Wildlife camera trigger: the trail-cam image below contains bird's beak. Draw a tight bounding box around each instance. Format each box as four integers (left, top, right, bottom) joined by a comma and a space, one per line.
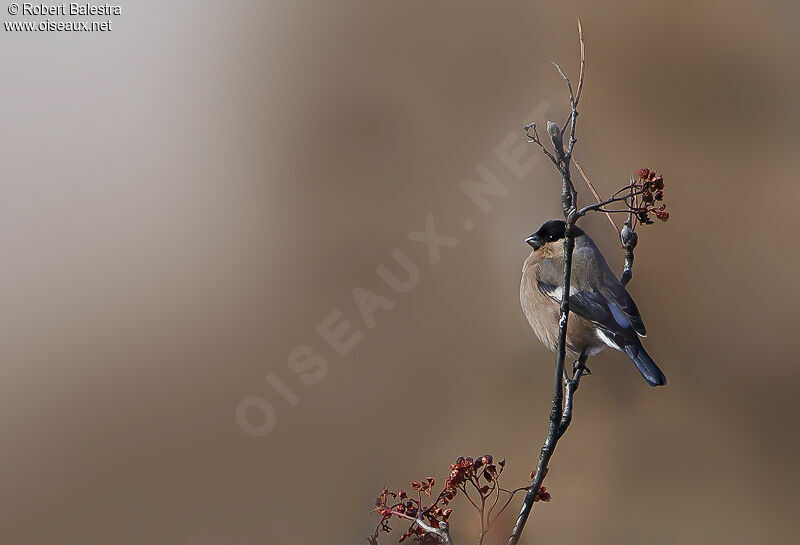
525, 235, 543, 251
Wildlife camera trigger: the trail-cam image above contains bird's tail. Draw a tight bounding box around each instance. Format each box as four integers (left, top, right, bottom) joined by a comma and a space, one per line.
623, 341, 667, 387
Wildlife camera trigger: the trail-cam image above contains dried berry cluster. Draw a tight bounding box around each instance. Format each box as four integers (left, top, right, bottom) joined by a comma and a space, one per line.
446, 454, 503, 494
633, 168, 669, 224
372, 474, 454, 544
370, 455, 546, 544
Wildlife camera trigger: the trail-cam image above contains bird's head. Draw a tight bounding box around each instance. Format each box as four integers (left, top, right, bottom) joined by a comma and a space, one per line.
525, 220, 584, 251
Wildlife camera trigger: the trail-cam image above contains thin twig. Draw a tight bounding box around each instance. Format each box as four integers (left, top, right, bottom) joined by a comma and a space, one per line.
489, 487, 530, 527
575, 20, 585, 105
460, 484, 481, 512
477, 492, 487, 545
559, 354, 587, 435
577, 188, 646, 218
574, 158, 620, 236
563, 20, 585, 163
524, 123, 561, 172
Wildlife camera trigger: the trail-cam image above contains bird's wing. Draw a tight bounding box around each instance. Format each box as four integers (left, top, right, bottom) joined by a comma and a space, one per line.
572, 241, 647, 337
536, 243, 647, 338
597, 277, 647, 337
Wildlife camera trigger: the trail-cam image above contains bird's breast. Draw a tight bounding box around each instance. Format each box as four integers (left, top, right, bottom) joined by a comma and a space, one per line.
520, 257, 608, 357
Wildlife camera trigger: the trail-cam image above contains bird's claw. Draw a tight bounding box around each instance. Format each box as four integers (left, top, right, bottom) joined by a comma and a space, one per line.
573, 361, 591, 376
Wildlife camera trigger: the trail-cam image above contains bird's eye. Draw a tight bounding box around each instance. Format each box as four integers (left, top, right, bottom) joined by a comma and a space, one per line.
547, 234, 557, 241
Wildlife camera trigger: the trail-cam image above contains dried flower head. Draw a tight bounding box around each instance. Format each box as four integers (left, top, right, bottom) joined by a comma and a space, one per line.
534, 486, 552, 502
370, 454, 526, 544
629, 168, 670, 226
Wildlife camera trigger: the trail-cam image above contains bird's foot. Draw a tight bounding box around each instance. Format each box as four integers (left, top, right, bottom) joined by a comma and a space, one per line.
572, 360, 591, 376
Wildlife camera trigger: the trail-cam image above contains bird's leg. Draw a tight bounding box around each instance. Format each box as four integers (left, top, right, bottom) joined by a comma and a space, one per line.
571, 353, 591, 378
563, 354, 590, 386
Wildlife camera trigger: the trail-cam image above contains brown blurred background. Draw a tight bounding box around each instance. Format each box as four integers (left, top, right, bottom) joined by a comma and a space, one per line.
2, 1, 799, 544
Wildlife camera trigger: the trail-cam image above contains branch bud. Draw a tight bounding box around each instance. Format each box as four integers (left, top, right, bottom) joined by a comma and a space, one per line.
620, 223, 638, 249
546, 121, 563, 155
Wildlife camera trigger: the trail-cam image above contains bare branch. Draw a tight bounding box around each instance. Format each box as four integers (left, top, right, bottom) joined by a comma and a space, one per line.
551, 61, 574, 106
574, 20, 585, 105
507, 21, 586, 545
559, 20, 586, 163
559, 354, 588, 434
577, 188, 646, 217
523, 122, 561, 171
488, 487, 529, 527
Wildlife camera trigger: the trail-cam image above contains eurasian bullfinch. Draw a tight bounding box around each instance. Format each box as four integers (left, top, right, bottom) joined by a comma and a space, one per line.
520, 219, 666, 386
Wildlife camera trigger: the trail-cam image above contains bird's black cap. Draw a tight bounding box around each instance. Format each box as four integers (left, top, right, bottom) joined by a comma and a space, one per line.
525, 220, 584, 250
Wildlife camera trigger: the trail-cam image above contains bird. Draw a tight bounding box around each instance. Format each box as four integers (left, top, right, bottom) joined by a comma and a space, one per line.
520, 219, 666, 386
